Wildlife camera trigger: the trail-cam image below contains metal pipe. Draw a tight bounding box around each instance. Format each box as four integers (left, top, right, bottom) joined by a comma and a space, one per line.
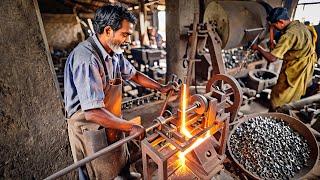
283, 94, 320, 110
244, 27, 265, 32
45, 132, 140, 180
185, 103, 200, 113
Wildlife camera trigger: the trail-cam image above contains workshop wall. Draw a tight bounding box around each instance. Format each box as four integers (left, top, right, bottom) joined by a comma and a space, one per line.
42, 13, 84, 50
0, 0, 73, 179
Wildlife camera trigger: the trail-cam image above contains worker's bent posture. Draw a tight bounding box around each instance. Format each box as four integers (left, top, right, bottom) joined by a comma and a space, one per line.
64, 5, 173, 179
252, 7, 317, 111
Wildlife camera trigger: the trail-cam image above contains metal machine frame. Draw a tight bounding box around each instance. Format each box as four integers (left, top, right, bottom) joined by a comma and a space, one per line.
141, 74, 242, 180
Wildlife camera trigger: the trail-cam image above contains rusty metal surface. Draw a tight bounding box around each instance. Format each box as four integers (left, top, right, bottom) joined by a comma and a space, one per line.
204, 1, 268, 49
206, 74, 242, 122
206, 23, 226, 75
247, 69, 278, 93
186, 12, 200, 87
228, 113, 319, 179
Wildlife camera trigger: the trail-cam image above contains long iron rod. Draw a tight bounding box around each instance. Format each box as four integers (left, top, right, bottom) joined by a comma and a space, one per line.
244, 27, 265, 32
46, 101, 201, 179
45, 132, 140, 180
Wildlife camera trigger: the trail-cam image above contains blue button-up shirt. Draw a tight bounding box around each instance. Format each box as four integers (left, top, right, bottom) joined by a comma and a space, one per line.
64, 35, 136, 118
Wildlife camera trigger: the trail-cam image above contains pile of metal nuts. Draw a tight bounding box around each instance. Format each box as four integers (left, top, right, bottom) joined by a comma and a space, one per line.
222, 47, 259, 69
229, 116, 311, 179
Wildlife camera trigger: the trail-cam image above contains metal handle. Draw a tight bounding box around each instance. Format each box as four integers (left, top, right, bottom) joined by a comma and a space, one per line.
159, 74, 178, 116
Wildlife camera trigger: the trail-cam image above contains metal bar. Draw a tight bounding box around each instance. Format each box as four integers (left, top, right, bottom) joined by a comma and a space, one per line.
185, 103, 199, 113
142, 144, 151, 180
282, 93, 320, 110
45, 132, 140, 180
244, 27, 265, 32
160, 90, 174, 116
156, 129, 184, 151
181, 121, 224, 152
164, 148, 179, 160
160, 74, 177, 116
298, 2, 320, 5
206, 23, 226, 75
47, 113, 179, 179
186, 12, 199, 86
185, 114, 203, 127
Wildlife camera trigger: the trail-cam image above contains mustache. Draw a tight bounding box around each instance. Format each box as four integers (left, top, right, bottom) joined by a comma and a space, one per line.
120, 43, 129, 49
109, 41, 129, 49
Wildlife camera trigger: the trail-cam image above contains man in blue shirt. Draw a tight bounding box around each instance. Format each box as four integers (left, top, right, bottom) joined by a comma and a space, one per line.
64, 4, 173, 179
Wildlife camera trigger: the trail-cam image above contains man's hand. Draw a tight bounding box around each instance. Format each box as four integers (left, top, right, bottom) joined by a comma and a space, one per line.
129, 124, 146, 140
159, 81, 179, 94
250, 44, 277, 63
251, 44, 259, 51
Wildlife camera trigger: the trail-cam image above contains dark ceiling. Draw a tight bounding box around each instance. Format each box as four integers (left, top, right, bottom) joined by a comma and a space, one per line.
38, 0, 164, 14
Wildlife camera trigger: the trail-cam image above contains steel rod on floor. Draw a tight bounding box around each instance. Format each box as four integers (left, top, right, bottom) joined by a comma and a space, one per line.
45, 132, 140, 180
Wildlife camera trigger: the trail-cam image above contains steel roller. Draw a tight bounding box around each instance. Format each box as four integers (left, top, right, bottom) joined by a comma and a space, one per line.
204, 1, 269, 49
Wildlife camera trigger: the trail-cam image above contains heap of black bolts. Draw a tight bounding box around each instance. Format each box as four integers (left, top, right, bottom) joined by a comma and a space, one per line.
229, 116, 311, 179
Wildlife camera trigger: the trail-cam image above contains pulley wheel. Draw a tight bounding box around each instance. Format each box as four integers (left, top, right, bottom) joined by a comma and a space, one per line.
190, 94, 208, 115
206, 74, 242, 121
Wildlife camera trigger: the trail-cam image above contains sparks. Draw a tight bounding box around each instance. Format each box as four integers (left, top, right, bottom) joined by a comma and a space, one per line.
178, 84, 211, 167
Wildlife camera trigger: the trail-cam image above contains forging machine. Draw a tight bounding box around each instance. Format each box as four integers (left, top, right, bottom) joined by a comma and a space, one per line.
46, 73, 243, 180
142, 73, 242, 179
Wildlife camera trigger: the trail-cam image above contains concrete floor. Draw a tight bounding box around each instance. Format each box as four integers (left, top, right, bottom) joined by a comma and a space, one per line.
239, 99, 269, 115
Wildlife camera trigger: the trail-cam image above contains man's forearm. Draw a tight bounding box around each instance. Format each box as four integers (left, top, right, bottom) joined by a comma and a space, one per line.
84, 108, 133, 132
131, 71, 162, 90
256, 46, 278, 63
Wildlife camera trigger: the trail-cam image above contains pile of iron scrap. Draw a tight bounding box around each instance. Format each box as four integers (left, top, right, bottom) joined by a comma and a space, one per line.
229, 114, 317, 179
222, 47, 260, 70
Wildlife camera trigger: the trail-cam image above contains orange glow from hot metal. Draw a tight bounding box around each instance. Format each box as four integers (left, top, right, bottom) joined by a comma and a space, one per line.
178, 84, 211, 167
180, 84, 192, 139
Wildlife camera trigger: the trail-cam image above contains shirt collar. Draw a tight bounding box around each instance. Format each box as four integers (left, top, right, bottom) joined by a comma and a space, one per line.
284, 20, 299, 32
92, 34, 112, 61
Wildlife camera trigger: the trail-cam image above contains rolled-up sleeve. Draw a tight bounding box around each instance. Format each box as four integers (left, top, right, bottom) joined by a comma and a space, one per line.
72, 55, 105, 111
119, 54, 136, 80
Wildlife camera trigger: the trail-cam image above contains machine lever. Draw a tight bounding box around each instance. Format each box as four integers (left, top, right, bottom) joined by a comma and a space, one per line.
159, 74, 180, 116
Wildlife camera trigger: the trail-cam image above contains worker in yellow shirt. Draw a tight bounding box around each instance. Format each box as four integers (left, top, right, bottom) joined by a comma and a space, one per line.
251, 7, 317, 111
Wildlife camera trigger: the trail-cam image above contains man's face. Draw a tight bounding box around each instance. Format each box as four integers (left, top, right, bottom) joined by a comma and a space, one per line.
271, 20, 286, 31
106, 19, 133, 53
